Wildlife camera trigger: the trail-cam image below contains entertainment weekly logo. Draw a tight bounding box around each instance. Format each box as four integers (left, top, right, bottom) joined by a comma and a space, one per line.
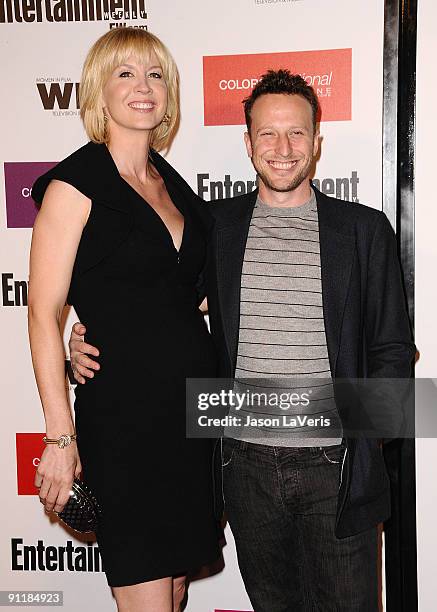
2, 273, 28, 306
4, 161, 56, 228
203, 49, 352, 126
11, 538, 103, 572
16, 433, 45, 495
0, 0, 148, 27
197, 171, 360, 202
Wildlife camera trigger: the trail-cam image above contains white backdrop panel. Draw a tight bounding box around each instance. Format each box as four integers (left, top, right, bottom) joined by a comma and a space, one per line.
0, 2, 385, 610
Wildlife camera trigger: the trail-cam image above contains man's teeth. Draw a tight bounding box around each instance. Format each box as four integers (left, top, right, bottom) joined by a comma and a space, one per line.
129, 102, 154, 109
269, 161, 297, 169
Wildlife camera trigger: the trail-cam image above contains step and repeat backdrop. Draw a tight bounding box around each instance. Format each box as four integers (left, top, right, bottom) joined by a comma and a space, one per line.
0, 1, 389, 610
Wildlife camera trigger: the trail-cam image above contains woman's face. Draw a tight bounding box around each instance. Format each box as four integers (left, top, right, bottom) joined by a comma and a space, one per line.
102, 52, 168, 137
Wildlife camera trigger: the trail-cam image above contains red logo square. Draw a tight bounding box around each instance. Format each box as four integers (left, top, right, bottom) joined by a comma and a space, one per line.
16, 433, 45, 495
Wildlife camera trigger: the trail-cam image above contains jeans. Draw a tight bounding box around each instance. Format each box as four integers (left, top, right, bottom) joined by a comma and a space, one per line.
222, 438, 378, 612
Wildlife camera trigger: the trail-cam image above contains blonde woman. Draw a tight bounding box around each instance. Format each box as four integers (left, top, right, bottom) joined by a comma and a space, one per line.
28, 28, 219, 611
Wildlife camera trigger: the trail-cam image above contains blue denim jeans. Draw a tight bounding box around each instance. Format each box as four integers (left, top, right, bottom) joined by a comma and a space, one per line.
222, 438, 378, 612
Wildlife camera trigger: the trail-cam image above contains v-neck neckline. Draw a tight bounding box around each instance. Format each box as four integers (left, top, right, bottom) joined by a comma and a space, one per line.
103, 144, 186, 255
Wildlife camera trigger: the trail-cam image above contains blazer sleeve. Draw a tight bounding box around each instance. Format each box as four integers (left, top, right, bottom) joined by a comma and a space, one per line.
365, 212, 416, 378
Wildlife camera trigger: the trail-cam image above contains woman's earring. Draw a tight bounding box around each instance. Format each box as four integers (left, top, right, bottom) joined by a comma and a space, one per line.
162, 113, 170, 124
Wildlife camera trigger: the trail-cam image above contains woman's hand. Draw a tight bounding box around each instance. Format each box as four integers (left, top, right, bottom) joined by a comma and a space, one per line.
35, 443, 82, 513
69, 322, 101, 384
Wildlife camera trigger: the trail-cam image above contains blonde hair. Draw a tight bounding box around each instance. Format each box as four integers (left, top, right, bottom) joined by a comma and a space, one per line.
80, 28, 180, 151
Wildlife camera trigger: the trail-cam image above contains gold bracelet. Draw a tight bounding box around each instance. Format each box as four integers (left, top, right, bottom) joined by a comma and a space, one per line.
43, 433, 77, 449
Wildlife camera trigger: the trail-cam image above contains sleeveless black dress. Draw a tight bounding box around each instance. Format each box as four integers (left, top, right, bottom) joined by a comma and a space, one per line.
32, 142, 220, 587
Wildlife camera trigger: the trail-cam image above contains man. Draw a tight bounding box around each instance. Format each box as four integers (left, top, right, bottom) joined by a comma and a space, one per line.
69, 71, 415, 611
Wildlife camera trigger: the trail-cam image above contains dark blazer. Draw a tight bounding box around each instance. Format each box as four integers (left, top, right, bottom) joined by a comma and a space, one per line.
205, 186, 415, 538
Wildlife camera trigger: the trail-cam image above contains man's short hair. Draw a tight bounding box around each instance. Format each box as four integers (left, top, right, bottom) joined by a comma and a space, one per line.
243, 69, 319, 133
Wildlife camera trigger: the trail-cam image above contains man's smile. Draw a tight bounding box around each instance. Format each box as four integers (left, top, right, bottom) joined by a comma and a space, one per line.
266, 160, 298, 170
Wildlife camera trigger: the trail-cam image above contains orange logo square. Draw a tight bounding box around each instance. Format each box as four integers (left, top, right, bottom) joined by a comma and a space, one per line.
203, 49, 351, 126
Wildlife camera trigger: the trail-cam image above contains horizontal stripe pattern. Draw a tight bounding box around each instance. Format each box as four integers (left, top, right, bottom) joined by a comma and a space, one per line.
227, 191, 342, 447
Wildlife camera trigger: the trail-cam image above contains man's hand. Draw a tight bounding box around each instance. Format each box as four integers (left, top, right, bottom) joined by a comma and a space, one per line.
199, 297, 208, 313
69, 322, 100, 384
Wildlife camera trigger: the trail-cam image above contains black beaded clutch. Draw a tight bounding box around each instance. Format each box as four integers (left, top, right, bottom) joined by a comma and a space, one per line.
56, 479, 101, 533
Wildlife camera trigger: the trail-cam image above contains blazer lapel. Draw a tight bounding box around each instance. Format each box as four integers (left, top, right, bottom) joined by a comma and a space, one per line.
215, 191, 257, 370
316, 189, 356, 376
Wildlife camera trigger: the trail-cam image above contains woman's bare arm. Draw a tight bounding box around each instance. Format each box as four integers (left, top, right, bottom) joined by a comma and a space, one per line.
28, 179, 91, 513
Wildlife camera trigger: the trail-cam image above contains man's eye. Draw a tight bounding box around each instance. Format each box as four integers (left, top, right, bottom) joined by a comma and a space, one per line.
260, 132, 273, 136
292, 131, 304, 136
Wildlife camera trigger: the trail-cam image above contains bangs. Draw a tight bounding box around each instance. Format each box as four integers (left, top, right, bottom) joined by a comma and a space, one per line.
100, 31, 169, 84
80, 28, 180, 149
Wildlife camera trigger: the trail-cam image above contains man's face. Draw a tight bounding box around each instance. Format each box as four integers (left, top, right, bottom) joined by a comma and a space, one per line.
244, 93, 319, 196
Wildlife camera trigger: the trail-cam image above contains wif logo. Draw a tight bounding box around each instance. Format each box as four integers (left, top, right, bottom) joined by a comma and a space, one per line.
35, 78, 80, 116
37, 80, 79, 111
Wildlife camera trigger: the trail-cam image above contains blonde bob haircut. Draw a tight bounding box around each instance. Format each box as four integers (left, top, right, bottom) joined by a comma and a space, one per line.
80, 28, 180, 152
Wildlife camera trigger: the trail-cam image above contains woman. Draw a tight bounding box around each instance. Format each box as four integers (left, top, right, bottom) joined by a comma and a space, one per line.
28, 28, 219, 611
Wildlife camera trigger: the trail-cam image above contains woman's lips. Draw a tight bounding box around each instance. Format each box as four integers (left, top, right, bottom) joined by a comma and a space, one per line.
128, 101, 155, 112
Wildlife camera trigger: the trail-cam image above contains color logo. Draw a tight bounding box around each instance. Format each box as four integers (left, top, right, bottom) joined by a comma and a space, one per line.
203, 48, 352, 126
4, 161, 56, 228
16, 433, 45, 495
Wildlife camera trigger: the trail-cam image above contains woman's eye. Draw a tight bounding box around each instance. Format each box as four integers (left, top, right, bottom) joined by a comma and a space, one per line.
148, 72, 163, 79
119, 71, 132, 78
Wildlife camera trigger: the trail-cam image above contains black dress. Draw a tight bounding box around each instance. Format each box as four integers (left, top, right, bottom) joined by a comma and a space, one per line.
32, 142, 220, 587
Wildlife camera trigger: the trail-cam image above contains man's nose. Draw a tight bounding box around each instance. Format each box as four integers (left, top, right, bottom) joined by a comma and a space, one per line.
276, 134, 292, 157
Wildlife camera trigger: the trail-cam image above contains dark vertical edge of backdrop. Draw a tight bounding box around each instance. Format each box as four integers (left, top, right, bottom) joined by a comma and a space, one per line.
382, 1, 418, 611
382, 0, 399, 230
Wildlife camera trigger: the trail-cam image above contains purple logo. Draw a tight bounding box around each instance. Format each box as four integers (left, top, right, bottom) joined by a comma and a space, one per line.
4, 162, 57, 228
